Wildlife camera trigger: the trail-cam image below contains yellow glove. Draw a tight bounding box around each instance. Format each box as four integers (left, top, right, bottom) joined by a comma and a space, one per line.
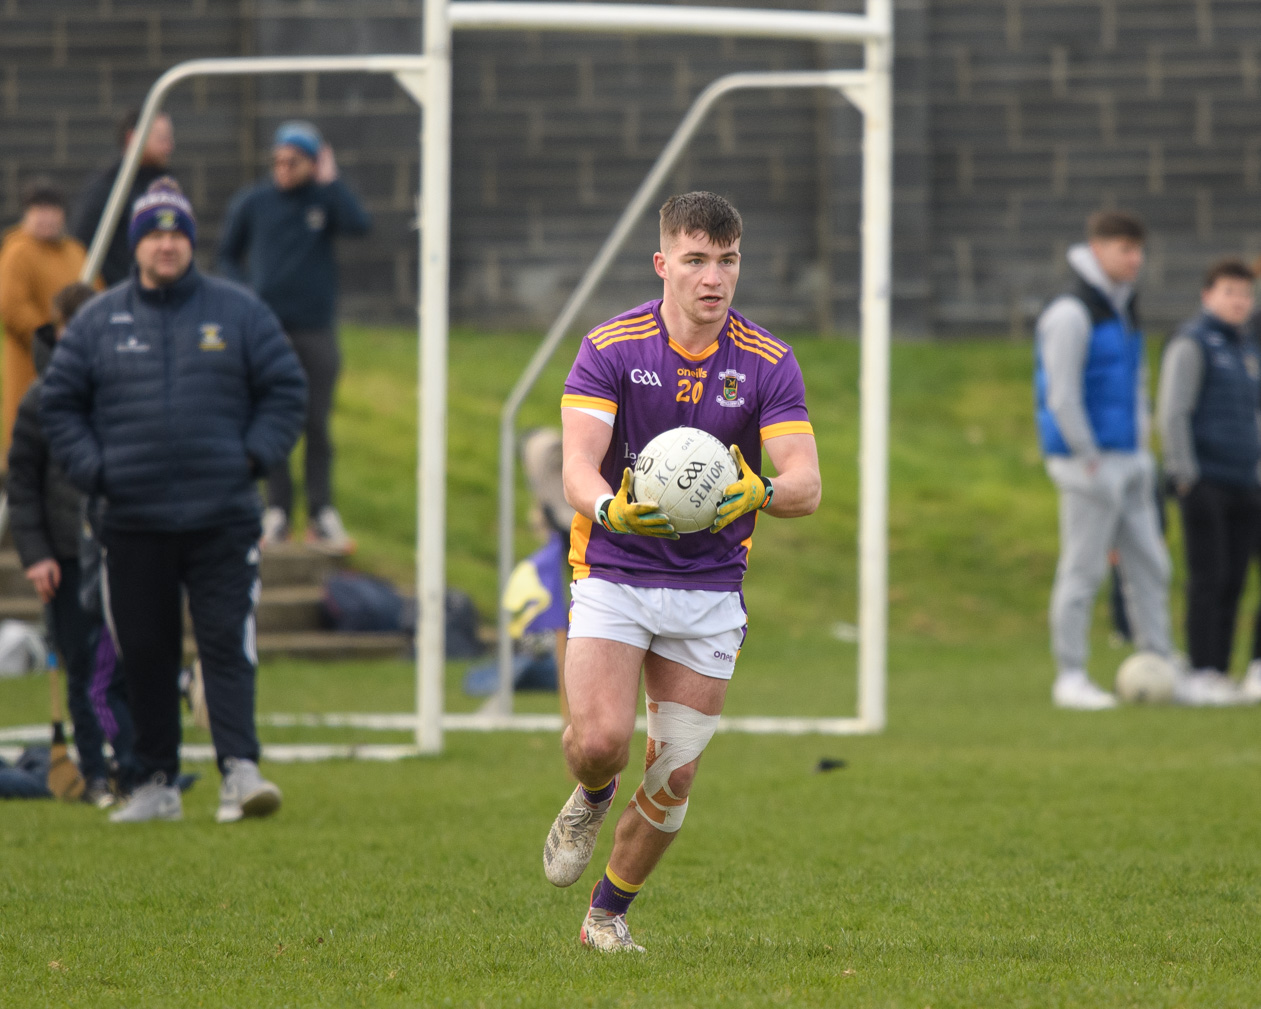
596, 468, 679, 539
710, 444, 773, 532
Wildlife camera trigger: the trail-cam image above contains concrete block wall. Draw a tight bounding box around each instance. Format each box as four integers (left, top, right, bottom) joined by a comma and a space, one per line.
0, 0, 251, 277
930, 0, 1261, 334
2, 1, 1256, 334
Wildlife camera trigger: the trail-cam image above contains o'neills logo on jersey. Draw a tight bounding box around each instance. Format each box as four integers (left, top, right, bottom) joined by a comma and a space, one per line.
717, 369, 746, 408
630, 369, 662, 387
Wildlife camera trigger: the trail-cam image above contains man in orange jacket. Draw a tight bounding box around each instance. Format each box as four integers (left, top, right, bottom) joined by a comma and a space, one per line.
0, 180, 91, 460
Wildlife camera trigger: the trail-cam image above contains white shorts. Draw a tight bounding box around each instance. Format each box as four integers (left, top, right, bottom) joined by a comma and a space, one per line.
568, 578, 748, 680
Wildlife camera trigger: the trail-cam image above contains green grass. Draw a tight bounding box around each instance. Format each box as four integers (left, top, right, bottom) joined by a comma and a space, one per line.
3, 330, 1261, 1007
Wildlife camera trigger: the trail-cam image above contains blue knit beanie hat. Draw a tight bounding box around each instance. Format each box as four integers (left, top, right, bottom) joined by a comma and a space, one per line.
128, 176, 196, 249
273, 120, 322, 161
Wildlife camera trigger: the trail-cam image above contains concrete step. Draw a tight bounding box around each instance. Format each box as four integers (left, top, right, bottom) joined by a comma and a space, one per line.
0, 553, 33, 597
259, 541, 351, 587
184, 630, 412, 661
253, 585, 325, 634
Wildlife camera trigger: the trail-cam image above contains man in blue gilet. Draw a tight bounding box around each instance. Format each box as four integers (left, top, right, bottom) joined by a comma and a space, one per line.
1034, 211, 1173, 709
1157, 258, 1259, 706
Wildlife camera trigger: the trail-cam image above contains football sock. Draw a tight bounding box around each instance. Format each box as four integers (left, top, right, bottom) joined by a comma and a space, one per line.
590, 865, 642, 917
580, 777, 617, 806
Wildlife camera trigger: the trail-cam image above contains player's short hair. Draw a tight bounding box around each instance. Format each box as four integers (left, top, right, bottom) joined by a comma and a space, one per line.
1202, 257, 1254, 290
659, 191, 742, 250
1087, 210, 1146, 243
21, 177, 64, 210
52, 282, 97, 326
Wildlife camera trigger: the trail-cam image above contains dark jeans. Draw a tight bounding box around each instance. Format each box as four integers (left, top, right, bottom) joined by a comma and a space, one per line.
102, 521, 262, 780
1179, 480, 1261, 672
268, 326, 339, 517
47, 559, 119, 782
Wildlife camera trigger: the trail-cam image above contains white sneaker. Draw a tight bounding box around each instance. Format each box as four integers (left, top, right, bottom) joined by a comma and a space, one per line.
1173, 670, 1245, 707
109, 776, 182, 822
543, 779, 617, 887
1240, 661, 1261, 704
305, 506, 356, 556
260, 507, 289, 549
580, 906, 645, 952
1052, 671, 1118, 710
217, 757, 282, 823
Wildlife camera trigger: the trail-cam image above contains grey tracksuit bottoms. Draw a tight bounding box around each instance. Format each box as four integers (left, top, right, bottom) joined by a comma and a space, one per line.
1047, 452, 1172, 672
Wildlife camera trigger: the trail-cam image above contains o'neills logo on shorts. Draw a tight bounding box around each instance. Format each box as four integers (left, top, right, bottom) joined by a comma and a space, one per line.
713, 650, 735, 663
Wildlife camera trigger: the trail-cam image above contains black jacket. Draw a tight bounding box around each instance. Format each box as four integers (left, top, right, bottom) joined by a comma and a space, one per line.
217, 178, 371, 331
40, 265, 308, 533
70, 162, 168, 287
7, 326, 84, 566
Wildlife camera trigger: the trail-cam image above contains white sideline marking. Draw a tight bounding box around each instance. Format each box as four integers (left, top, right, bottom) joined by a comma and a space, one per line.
0, 713, 871, 767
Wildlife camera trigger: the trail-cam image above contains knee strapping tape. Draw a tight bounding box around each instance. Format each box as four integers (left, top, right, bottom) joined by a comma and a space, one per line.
629, 696, 720, 833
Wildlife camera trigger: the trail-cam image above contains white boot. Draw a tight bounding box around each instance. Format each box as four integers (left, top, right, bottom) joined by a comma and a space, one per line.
1052, 670, 1118, 710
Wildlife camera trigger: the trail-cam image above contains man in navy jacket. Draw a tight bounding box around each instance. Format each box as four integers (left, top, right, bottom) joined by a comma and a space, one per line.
41, 178, 307, 823
218, 120, 370, 555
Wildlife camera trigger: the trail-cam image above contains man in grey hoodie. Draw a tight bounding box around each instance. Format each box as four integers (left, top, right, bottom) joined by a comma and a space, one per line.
1034, 211, 1173, 709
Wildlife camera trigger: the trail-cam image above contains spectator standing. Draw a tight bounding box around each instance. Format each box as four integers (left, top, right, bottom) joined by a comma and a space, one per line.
217, 120, 371, 555
1158, 259, 1260, 704
7, 282, 135, 806
40, 179, 307, 823
0, 180, 90, 460
1033, 211, 1174, 709
70, 110, 175, 287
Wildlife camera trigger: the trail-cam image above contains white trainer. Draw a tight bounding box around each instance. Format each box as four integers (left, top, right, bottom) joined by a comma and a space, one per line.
1052, 671, 1118, 710
306, 506, 356, 556
260, 507, 289, 549
580, 907, 645, 952
217, 757, 282, 823
544, 779, 617, 887
109, 776, 182, 823
1240, 661, 1261, 704
1173, 670, 1244, 707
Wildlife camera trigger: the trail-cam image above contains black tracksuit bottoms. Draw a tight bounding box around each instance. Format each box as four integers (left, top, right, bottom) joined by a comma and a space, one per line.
102, 521, 262, 781
1178, 480, 1261, 673
268, 326, 340, 517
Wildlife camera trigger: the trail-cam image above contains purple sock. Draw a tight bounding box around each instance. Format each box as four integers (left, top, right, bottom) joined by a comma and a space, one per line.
591, 868, 641, 916
580, 776, 617, 805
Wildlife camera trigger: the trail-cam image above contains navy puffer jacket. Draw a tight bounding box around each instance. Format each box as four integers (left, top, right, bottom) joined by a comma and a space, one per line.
40, 265, 307, 533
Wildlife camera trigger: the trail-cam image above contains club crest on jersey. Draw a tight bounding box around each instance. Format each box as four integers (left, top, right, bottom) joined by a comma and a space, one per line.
717, 369, 746, 408
198, 323, 226, 351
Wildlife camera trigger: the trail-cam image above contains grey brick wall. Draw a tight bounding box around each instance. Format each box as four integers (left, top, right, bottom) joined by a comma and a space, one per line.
930, 0, 1261, 334
1, 1, 1257, 335
0, 1, 251, 277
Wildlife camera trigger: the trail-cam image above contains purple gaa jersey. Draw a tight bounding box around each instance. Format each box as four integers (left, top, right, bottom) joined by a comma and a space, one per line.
561, 299, 813, 591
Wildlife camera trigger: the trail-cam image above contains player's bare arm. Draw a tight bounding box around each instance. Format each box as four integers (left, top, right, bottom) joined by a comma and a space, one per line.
762, 432, 822, 518
562, 407, 678, 538
560, 407, 616, 519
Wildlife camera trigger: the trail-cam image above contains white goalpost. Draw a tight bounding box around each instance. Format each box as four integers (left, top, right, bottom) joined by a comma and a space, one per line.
45, 0, 891, 763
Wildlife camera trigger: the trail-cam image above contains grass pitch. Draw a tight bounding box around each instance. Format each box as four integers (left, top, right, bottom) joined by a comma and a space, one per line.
2, 330, 1261, 1007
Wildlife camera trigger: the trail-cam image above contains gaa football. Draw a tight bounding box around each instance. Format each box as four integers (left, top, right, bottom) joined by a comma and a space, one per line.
632, 426, 740, 534
1114, 651, 1177, 704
